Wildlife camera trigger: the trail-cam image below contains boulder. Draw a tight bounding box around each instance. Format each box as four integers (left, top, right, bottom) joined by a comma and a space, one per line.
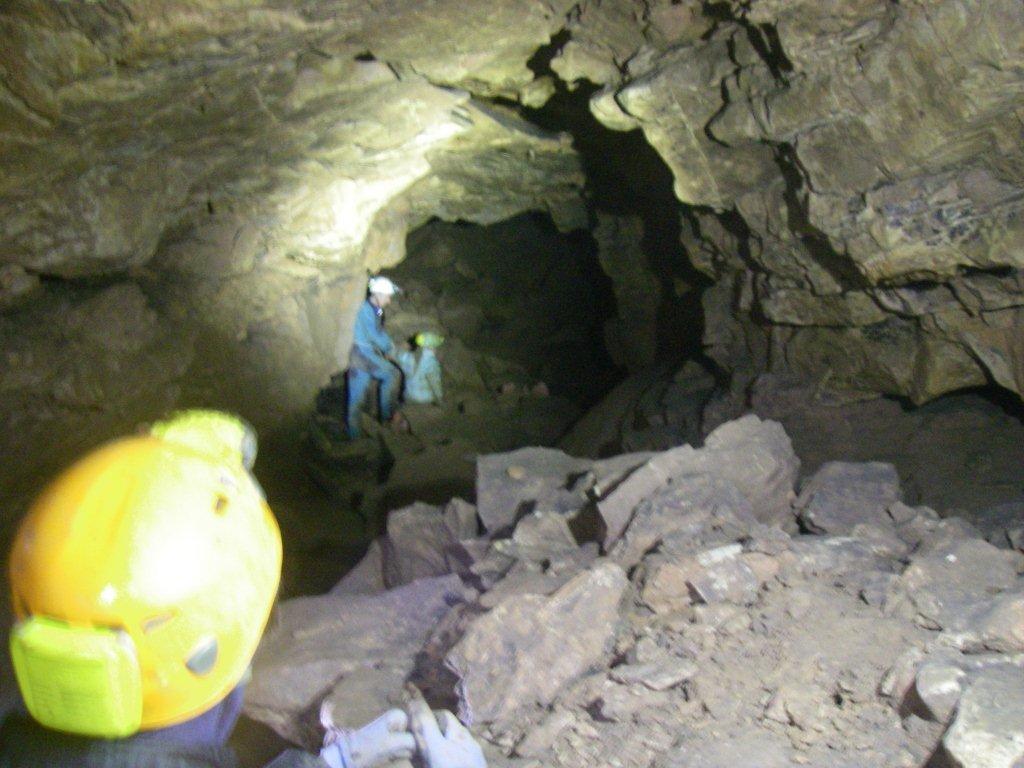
611, 473, 757, 569
890, 540, 1021, 630
913, 661, 967, 724
476, 447, 591, 533
976, 501, 1024, 552
446, 561, 627, 726
795, 461, 902, 535
951, 591, 1024, 654
778, 536, 894, 580
599, 415, 798, 549
642, 547, 760, 615
696, 416, 799, 527
329, 539, 386, 596
609, 655, 698, 692
247, 574, 466, 747
383, 500, 479, 587
942, 666, 1024, 768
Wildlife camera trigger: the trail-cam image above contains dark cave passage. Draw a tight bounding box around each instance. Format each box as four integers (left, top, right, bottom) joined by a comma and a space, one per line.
522, 81, 712, 366
384, 213, 621, 406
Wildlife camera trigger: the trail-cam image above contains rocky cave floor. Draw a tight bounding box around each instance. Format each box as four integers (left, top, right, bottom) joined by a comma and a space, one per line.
238, 363, 1024, 768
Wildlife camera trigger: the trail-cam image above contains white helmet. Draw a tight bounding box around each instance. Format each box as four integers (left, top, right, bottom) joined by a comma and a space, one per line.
368, 276, 399, 296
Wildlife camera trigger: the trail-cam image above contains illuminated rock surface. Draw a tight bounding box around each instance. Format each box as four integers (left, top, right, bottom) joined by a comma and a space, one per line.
564, 0, 1024, 403
245, 416, 1024, 768
2, 3, 1024, 763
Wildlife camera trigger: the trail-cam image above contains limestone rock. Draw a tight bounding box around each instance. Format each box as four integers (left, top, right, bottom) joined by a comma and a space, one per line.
697, 416, 800, 528
977, 502, 1024, 553
594, 214, 661, 371
952, 592, 1024, 654
611, 472, 757, 569
446, 561, 627, 726
476, 447, 591, 534
796, 461, 902, 535
942, 666, 1024, 768
600, 415, 798, 549
779, 536, 894, 581
247, 574, 466, 747
890, 540, 1021, 631
330, 539, 386, 596
512, 510, 577, 550
642, 547, 760, 615
609, 656, 698, 692
382, 500, 479, 587
584, 0, 1024, 404
913, 661, 967, 724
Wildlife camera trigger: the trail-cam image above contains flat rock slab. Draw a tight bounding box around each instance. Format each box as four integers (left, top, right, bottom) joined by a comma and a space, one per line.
611, 472, 756, 569
600, 415, 798, 549
943, 666, 1024, 768
642, 548, 760, 614
383, 499, 479, 587
796, 461, 901, 535
609, 657, 698, 691
476, 447, 592, 533
329, 538, 387, 596
247, 574, 465, 746
892, 539, 1020, 630
446, 561, 627, 726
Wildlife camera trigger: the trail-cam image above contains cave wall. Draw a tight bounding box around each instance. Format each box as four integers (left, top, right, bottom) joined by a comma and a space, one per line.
554, 0, 1024, 403
0, 0, 590, 514
3, 0, 1024, 517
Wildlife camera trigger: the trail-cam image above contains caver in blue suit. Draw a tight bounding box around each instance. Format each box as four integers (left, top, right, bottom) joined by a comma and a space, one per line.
346, 298, 399, 438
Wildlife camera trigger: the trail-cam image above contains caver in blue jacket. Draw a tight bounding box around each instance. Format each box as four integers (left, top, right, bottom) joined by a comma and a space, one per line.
346, 298, 400, 438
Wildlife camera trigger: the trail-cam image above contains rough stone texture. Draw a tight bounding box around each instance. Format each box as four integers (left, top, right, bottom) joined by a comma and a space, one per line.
476, 447, 592, 534
247, 574, 466, 748
593, 214, 661, 371
559, 363, 715, 459
0, 283, 192, 522
611, 473, 757, 570
599, 414, 798, 548
795, 461, 902, 535
942, 666, 1024, 768
1, 0, 583, 278
382, 501, 479, 588
888, 539, 1021, 630
562, 0, 1024, 405
231, 415, 1024, 767
642, 548, 760, 615
329, 539, 387, 596
445, 561, 627, 726
0, 0, 589, 536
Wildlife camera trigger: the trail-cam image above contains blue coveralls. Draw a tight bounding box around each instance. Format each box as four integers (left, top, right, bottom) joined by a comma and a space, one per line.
347, 299, 399, 438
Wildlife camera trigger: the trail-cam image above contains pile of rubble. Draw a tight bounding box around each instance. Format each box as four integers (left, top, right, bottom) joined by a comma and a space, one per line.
247, 415, 1024, 768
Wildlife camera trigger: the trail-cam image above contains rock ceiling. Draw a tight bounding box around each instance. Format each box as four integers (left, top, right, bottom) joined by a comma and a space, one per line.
1, 0, 1023, 480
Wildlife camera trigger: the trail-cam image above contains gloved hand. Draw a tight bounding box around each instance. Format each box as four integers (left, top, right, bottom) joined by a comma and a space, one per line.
407, 698, 487, 768
319, 706, 416, 768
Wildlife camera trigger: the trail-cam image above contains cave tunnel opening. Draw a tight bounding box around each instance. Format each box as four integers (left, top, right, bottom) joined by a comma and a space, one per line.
383, 213, 621, 407
299, 77, 715, 592
522, 80, 712, 367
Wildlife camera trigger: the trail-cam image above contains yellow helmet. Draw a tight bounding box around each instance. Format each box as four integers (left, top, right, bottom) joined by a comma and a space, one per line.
8, 433, 281, 737
149, 409, 258, 471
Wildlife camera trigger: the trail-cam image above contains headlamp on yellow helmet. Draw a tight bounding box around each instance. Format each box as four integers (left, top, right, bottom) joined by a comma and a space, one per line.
7, 424, 282, 738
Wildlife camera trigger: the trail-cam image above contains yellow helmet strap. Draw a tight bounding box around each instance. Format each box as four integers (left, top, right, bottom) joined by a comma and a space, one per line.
10, 617, 143, 738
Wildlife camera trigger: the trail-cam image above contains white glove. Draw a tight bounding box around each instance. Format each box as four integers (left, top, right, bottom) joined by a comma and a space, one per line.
319, 707, 416, 768
407, 700, 487, 768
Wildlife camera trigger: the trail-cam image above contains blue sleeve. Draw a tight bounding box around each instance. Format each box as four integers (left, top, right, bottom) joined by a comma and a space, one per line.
354, 303, 394, 358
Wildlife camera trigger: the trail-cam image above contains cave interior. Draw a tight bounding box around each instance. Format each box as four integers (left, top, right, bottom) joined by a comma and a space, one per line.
2, 1, 1024, 766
